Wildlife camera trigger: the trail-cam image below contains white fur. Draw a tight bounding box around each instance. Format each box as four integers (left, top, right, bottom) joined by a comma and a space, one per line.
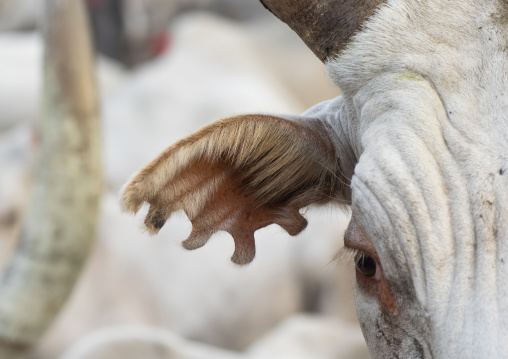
324, 0, 508, 357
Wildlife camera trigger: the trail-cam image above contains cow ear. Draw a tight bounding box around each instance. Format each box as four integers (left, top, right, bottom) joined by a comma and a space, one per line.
121, 114, 349, 264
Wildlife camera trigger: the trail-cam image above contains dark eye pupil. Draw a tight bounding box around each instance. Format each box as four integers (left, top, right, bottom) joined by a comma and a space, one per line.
355, 255, 377, 277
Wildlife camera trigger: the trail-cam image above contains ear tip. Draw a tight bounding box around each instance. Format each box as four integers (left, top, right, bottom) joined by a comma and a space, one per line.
145, 225, 161, 235
182, 239, 199, 250
119, 193, 143, 214
230, 237, 256, 265
182, 230, 211, 250
119, 181, 146, 214
231, 251, 255, 265
291, 215, 308, 236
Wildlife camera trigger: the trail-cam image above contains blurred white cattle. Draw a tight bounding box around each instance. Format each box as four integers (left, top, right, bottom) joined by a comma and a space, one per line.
246, 315, 370, 359
57, 315, 370, 359
0, 11, 355, 359
0, 0, 42, 31
58, 326, 244, 359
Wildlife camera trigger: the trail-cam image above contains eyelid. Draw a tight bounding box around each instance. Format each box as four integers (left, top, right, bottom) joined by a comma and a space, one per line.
341, 228, 382, 270
343, 219, 378, 261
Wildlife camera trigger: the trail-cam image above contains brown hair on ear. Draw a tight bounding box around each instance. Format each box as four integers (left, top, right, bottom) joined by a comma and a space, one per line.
121, 114, 350, 264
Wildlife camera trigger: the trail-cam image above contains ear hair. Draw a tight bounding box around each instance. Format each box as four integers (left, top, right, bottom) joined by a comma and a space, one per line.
121, 114, 351, 264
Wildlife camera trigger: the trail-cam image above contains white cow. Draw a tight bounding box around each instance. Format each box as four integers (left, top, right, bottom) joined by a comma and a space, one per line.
122, 0, 508, 358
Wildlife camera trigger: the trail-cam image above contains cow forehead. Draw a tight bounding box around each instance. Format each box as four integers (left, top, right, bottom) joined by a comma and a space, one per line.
350, 118, 508, 342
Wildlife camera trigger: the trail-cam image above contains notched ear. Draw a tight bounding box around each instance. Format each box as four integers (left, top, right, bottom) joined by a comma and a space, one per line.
121, 114, 348, 264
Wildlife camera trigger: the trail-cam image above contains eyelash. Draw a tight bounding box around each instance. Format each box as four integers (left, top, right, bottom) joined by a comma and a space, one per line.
334, 246, 380, 281
333, 246, 370, 266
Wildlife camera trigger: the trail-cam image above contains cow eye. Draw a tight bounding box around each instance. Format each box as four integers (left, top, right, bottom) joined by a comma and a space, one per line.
355, 254, 377, 278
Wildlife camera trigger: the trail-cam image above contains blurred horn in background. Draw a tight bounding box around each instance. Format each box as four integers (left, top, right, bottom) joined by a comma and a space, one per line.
0, 0, 102, 358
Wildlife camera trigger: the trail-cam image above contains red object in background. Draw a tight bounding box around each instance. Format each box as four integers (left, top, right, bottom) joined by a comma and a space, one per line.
86, 0, 171, 66
150, 32, 171, 57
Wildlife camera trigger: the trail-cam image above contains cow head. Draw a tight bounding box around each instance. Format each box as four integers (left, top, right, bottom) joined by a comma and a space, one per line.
121, 0, 508, 357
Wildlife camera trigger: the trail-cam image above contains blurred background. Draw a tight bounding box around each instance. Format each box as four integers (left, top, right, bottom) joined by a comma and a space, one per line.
0, 0, 369, 358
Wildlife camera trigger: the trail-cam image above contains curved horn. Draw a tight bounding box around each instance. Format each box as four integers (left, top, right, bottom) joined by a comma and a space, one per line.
259, 0, 384, 62
0, 0, 101, 357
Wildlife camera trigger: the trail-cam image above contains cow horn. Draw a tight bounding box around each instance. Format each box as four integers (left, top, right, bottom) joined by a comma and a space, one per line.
259, 0, 383, 62
0, 0, 102, 357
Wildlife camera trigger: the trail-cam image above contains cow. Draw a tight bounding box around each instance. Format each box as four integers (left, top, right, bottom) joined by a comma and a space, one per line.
121, 0, 508, 357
